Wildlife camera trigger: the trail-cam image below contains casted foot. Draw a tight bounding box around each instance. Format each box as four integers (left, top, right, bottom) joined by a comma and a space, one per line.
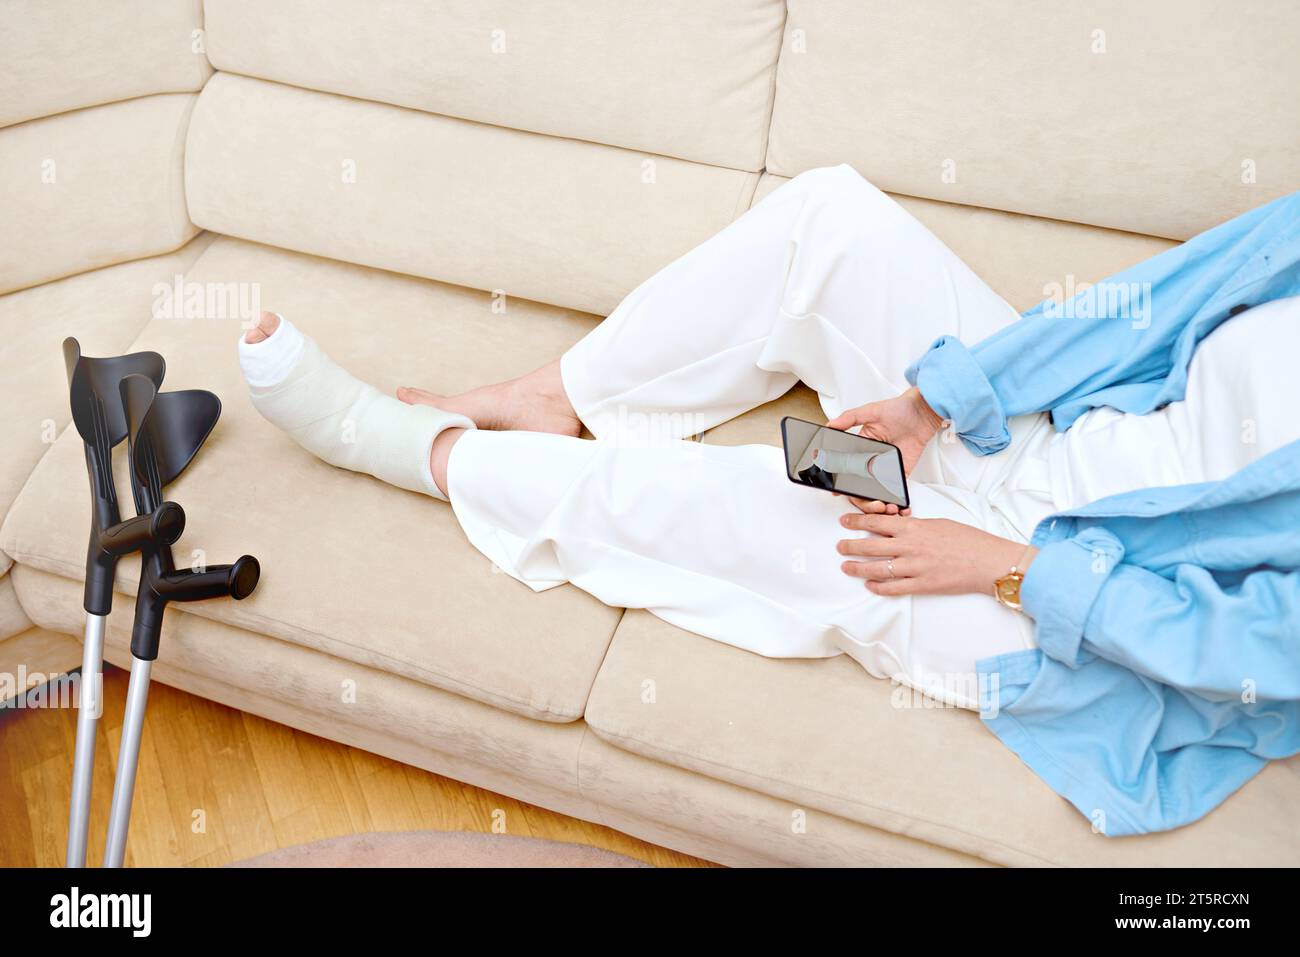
236, 310, 473, 500
397, 358, 581, 438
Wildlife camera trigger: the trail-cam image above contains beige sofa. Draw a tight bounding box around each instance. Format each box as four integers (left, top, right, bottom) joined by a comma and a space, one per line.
3, 1, 1298, 867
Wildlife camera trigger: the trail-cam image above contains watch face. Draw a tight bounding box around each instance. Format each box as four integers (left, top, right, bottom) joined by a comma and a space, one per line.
995, 575, 1022, 608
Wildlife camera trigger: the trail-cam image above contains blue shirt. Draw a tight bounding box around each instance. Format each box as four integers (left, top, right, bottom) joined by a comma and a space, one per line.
904, 191, 1300, 835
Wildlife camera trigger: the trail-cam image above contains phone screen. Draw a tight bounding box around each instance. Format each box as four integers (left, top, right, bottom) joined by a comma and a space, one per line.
781, 417, 909, 507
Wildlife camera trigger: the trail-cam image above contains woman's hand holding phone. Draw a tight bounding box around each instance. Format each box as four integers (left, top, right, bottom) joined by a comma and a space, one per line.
825, 388, 1036, 597
824, 387, 944, 481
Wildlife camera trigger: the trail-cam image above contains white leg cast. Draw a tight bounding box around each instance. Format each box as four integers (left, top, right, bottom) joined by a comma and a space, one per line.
238, 315, 474, 499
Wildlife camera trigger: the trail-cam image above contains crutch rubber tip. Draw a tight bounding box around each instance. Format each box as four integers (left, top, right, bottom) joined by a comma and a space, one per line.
229, 555, 260, 600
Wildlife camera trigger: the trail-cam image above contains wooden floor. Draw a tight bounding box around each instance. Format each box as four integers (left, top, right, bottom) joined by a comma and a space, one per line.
0, 665, 712, 868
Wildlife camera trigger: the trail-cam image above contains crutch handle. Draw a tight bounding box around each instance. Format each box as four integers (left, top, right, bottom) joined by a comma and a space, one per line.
130, 555, 261, 660
159, 556, 261, 603
83, 502, 188, 615
99, 502, 186, 556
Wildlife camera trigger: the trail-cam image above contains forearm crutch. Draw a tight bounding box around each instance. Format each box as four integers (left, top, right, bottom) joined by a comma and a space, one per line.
101, 373, 259, 868
63, 339, 175, 867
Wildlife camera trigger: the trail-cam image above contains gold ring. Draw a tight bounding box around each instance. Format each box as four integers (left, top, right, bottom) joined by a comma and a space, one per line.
887, 559, 895, 579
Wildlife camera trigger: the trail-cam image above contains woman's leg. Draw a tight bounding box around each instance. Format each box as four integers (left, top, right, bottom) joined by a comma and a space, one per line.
403, 164, 1021, 444
444, 426, 1035, 710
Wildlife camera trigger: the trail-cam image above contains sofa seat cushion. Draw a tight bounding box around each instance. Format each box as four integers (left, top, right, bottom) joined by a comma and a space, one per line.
586, 607, 1300, 866
0, 237, 622, 722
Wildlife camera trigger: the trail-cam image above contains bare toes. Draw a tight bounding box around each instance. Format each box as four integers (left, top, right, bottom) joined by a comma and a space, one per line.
244, 310, 281, 344
397, 386, 443, 406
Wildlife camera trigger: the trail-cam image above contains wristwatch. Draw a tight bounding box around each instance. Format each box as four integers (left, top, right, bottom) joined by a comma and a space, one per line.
993, 546, 1036, 611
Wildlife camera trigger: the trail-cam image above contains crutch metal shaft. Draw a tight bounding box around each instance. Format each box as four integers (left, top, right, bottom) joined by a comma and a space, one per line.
102, 656, 153, 868
65, 613, 106, 867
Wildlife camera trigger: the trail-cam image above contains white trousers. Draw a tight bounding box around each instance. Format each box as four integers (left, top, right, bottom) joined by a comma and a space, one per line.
447, 165, 1060, 709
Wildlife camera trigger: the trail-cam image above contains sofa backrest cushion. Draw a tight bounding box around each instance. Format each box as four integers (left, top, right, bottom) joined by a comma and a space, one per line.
184, 74, 759, 316
767, 0, 1300, 240
203, 0, 786, 172
0, 95, 200, 294
0, 0, 210, 129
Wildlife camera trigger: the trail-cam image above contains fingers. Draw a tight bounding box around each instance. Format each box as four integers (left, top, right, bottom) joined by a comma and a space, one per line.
841, 561, 925, 595
840, 512, 910, 535
846, 497, 903, 515
865, 577, 920, 596
839, 555, 915, 580
826, 393, 906, 432
824, 412, 863, 431
837, 497, 909, 515
836, 536, 896, 558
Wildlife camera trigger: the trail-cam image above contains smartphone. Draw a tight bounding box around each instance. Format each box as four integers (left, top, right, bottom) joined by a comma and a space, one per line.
780, 416, 910, 508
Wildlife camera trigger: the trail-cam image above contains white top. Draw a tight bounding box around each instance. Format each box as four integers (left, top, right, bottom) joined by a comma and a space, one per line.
1048, 295, 1300, 510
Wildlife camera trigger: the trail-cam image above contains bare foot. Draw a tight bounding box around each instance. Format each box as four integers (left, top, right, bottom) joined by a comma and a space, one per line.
397, 358, 581, 437
244, 310, 281, 343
